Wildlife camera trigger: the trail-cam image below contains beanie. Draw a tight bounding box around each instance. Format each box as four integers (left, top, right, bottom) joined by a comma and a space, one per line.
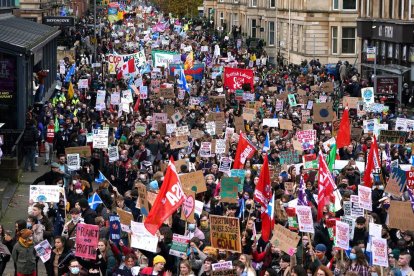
153, 255, 166, 264
315, 244, 327, 252
20, 229, 33, 239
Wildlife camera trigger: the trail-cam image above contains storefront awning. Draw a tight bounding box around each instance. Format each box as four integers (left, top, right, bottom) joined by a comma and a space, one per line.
360, 63, 411, 75
0, 13, 61, 54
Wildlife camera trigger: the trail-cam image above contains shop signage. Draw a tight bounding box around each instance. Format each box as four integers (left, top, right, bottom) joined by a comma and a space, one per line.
42, 16, 75, 26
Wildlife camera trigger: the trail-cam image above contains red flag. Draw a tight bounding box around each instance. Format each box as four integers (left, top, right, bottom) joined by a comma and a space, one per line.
223, 67, 254, 91
144, 157, 185, 235
254, 155, 271, 208
260, 193, 274, 242
363, 135, 380, 188
233, 133, 257, 169
133, 95, 140, 112
317, 152, 335, 221
127, 58, 135, 73
336, 108, 351, 148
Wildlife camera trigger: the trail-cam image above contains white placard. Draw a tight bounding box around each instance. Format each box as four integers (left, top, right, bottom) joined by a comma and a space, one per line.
166, 123, 177, 135
108, 146, 119, 162
92, 128, 109, 149
263, 118, 279, 127
130, 221, 158, 253
296, 205, 314, 233
335, 220, 350, 250
212, 261, 233, 271
110, 92, 120, 105
78, 79, 89, 89
358, 185, 372, 211
67, 153, 80, 171
215, 139, 227, 154
122, 90, 133, 103
30, 185, 62, 203
95, 90, 106, 111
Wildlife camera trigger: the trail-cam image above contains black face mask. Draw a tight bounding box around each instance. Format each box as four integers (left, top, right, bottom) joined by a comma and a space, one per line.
246, 204, 252, 210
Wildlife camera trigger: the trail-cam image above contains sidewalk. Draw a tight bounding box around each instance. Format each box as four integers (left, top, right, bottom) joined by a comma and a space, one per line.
0, 155, 50, 275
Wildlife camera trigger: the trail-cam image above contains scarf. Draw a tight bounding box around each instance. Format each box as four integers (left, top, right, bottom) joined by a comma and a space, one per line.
18, 237, 33, 248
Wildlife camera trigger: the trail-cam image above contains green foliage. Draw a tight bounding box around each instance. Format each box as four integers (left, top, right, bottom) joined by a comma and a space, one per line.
151, 0, 203, 18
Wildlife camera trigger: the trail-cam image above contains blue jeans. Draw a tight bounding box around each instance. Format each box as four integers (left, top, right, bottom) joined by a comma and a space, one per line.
24, 147, 36, 171
34, 84, 45, 102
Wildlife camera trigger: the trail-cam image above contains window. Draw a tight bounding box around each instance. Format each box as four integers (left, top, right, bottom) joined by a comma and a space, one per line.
332, 26, 338, 54
379, 0, 383, 17
270, 0, 275, 8
341, 27, 356, 54
220, 12, 224, 27
234, 0, 239, 3
333, 0, 339, 10
343, 0, 357, 9
251, 19, 257, 38
268, 21, 275, 46
389, 0, 393, 18
251, 0, 257, 7
232, 13, 239, 26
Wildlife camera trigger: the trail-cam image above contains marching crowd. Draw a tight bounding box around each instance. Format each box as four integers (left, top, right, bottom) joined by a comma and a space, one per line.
1, 1, 414, 276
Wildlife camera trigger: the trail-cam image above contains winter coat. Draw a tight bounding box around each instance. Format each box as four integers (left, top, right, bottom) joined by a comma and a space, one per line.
12, 242, 36, 274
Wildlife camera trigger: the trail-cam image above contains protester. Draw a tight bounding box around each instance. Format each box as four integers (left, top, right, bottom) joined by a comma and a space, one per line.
12, 229, 36, 276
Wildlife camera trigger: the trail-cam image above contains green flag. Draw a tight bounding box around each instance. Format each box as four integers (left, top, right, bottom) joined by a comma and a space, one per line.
327, 143, 337, 172
54, 116, 59, 133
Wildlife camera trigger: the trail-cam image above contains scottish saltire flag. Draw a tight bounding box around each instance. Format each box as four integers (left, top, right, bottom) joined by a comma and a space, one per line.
88, 193, 103, 210
140, 63, 151, 75
263, 133, 270, 152
177, 67, 189, 93
238, 198, 245, 219
95, 171, 107, 183
298, 175, 309, 206
64, 64, 75, 83
267, 193, 274, 218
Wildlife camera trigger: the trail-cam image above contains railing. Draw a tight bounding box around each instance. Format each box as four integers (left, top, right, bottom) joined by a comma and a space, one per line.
0, 129, 25, 165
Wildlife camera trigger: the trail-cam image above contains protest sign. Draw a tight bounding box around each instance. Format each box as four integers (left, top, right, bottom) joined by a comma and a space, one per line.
343, 96, 360, 109
340, 216, 355, 239
169, 234, 190, 257
109, 215, 121, 243
210, 215, 242, 252
350, 195, 364, 218
358, 185, 372, 211
30, 185, 62, 203
220, 177, 239, 203
75, 223, 99, 259
343, 201, 352, 217
130, 221, 158, 252
179, 170, 207, 193
205, 121, 216, 136
378, 130, 407, 145
234, 116, 245, 132
313, 102, 334, 123
180, 190, 195, 222
199, 142, 212, 157
34, 240, 52, 263
321, 82, 334, 92
279, 151, 300, 165
296, 130, 316, 150
92, 129, 109, 149
108, 146, 119, 162
95, 90, 106, 110
166, 123, 177, 135
270, 224, 300, 256
176, 125, 190, 136
136, 183, 149, 216
243, 108, 256, 122
369, 222, 382, 238
170, 135, 189, 149
152, 113, 168, 124
78, 79, 89, 89
263, 118, 279, 128
389, 200, 414, 230
372, 237, 389, 267
361, 87, 375, 104
219, 157, 232, 174
288, 94, 297, 106
117, 208, 133, 232
296, 206, 314, 233
67, 153, 80, 171
335, 221, 350, 250
386, 167, 407, 198
211, 269, 237, 276
225, 127, 235, 140
279, 119, 293, 130
110, 92, 120, 105
212, 261, 233, 271
214, 139, 228, 155
65, 146, 92, 158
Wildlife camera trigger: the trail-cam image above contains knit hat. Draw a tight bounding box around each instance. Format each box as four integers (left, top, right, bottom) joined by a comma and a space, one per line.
78, 198, 89, 209
390, 248, 400, 260
315, 244, 327, 252
20, 229, 33, 239
153, 255, 166, 264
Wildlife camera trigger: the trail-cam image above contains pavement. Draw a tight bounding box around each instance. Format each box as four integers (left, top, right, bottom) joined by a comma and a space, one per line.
0, 154, 50, 275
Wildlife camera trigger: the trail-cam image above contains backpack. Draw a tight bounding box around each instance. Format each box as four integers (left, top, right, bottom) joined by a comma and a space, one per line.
23, 127, 37, 144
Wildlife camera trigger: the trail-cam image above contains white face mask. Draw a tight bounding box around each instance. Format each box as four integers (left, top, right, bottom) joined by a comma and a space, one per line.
75, 189, 83, 194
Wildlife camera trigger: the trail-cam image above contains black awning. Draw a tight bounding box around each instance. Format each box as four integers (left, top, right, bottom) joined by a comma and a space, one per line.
0, 13, 61, 54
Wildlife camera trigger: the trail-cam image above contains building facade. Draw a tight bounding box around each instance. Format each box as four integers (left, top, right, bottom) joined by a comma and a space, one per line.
204, 0, 360, 65
357, 0, 414, 86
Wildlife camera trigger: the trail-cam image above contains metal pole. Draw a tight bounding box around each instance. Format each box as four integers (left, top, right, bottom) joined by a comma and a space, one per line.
94, 0, 97, 63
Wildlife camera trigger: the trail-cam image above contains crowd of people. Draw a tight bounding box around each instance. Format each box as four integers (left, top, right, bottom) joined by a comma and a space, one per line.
1, 0, 414, 276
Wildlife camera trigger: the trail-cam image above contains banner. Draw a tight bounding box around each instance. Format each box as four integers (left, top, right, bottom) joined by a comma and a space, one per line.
372, 237, 389, 267
169, 63, 205, 81
169, 234, 190, 257
30, 185, 62, 202
34, 240, 52, 263
296, 206, 314, 233
151, 50, 178, 67
335, 221, 350, 250
109, 215, 121, 243
75, 223, 99, 260
130, 221, 158, 253
210, 215, 241, 252
223, 67, 254, 90
106, 50, 146, 74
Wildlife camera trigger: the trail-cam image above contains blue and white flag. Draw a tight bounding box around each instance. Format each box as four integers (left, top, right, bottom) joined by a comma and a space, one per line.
263, 133, 270, 152
95, 171, 107, 184
177, 67, 189, 93
64, 64, 76, 83
88, 192, 103, 210
238, 198, 245, 219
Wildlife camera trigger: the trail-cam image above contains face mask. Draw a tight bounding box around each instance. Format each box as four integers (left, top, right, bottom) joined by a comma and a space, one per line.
75, 189, 83, 194
371, 273, 378, 276
383, 203, 390, 209
283, 203, 289, 208
349, 253, 357, 260
378, 185, 384, 190
27, 223, 32, 229
70, 267, 80, 274
72, 217, 79, 223
188, 224, 196, 232
200, 221, 208, 229
243, 195, 249, 200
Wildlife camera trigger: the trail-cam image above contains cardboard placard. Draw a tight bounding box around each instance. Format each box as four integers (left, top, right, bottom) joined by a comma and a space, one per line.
279, 119, 293, 130
343, 96, 360, 109
117, 207, 133, 226
170, 135, 189, 149
179, 170, 207, 193
388, 201, 414, 230
351, 127, 363, 140
234, 116, 245, 132
65, 146, 92, 158
379, 130, 407, 145
180, 190, 196, 222
136, 183, 149, 216
208, 112, 225, 121
160, 87, 175, 99
385, 167, 407, 197
313, 102, 334, 123
212, 269, 237, 276
270, 224, 301, 256
242, 108, 256, 121
220, 177, 239, 203
191, 129, 205, 139
321, 82, 334, 92
209, 96, 226, 110
210, 215, 241, 252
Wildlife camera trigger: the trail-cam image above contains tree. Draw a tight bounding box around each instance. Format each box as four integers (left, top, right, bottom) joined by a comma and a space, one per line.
152, 0, 203, 18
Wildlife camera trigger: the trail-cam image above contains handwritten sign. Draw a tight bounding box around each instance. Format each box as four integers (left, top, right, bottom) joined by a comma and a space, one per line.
170, 234, 190, 257
65, 146, 92, 158
358, 185, 372, 211
335, 220, 350, 250
210, 215, 241, 252
179, 170, 207, 193
220, 177, 239, 203
30, 185, 62, 203
75, 223, 99, 259
130, 221, 158, 253
296, 206, 314, 233
270, 224, 300, 256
